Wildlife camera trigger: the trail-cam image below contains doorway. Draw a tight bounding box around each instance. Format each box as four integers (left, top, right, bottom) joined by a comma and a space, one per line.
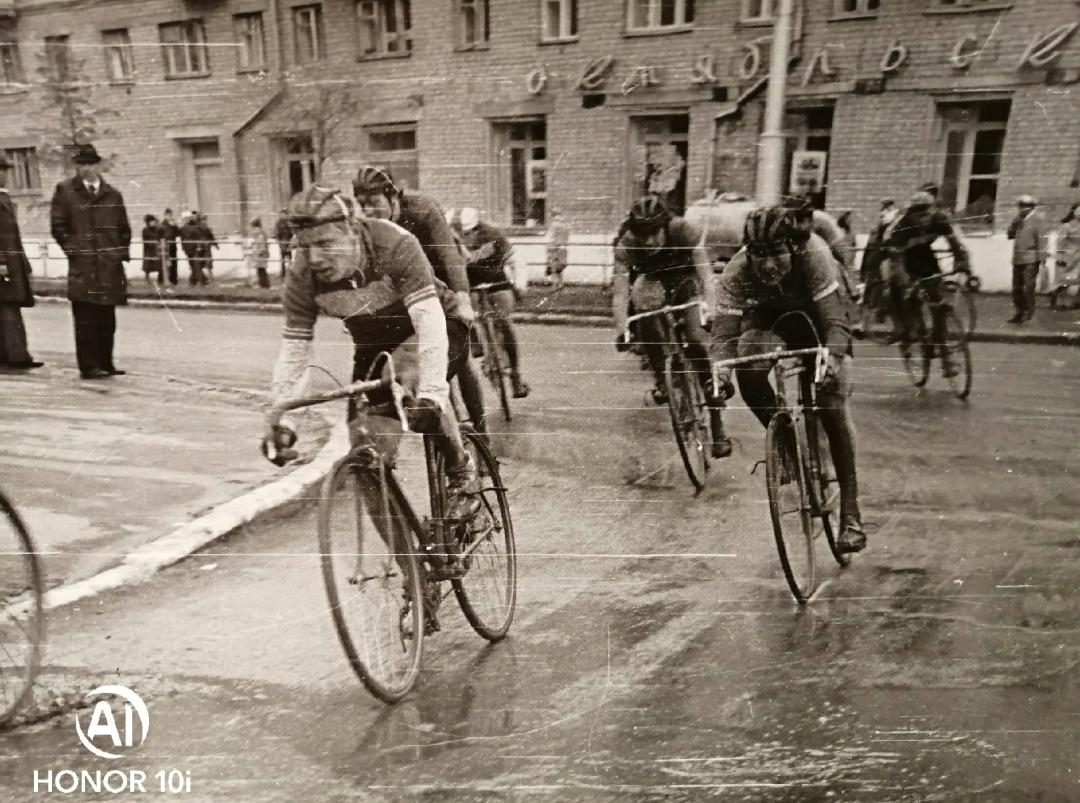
630, 114, 690, 215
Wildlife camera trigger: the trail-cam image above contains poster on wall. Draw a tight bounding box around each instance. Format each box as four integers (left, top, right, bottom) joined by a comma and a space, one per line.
790, 150, 828, 197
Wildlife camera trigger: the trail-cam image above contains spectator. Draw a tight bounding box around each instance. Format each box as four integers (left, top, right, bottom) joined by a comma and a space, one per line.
1006, 195, 1049, 324
141, 214, 163, 285
545, 207, 568, 290
0, 152, 42, 370
179, 211, 207, 286
49, 143, 132, 380
159, 208, 180, 285
197, 213, 217, 284
1050, 202, 1080, 310
249, 218, 270, 289
273, 209, 293, 282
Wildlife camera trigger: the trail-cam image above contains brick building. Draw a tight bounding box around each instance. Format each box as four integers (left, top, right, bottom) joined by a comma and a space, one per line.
0, 0, 1077, 241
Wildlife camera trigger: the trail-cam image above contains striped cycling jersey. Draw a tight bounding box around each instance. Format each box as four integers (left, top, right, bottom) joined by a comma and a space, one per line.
281, 216, 461, 343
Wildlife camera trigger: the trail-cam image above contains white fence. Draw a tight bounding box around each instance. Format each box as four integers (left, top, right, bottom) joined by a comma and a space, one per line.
22, 231, 1055, 294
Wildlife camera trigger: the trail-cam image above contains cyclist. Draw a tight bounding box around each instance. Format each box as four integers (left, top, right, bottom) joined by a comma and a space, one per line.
884, 190, 971, 377
350, 166, 489, 436
260, 185, 478, 522
783, 196, 858, 301
711, 207, 867, 554
612, 195, 730, 459
447, 207, 531, 399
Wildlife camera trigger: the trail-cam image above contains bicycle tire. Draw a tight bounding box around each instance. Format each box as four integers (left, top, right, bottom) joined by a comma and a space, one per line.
664, 354, 709, 492
318, 455, 424, 704
803, 413, 848, 568
902, 300, 931, 389
481, 318, 512, 423
765, 414, 816, 604
0, 490, 43, 726
946, 280, 977, 336
447, 429, 517, 641
943, 310, 973, 401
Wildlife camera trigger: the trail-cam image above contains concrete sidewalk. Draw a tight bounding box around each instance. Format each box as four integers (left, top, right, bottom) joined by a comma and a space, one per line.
0, 364, 334, 600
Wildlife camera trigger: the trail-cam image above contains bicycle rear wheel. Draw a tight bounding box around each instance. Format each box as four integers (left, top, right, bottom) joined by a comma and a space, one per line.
318, 455, 424, 704
765, 414, 816, 604
481, 319, 512, 423
664, 354, 710, 492
803, 414, 848, 568
947, 280, 977, 336
942, 310, 973, 400
0, 490, 43, 725
446, 430, 517, 641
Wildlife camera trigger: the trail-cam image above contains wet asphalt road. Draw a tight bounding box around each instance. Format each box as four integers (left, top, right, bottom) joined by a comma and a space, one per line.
2, 311, 1079, 801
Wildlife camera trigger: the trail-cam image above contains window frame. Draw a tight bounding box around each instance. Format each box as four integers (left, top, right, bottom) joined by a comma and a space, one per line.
540, 0, 578, 43
455, 0, 489, 51
936, 100, 1011, 232
356, 0, 413, 60
159, 19, 210, 79
365, 123, 419, 191
44, 34, 73, 84
0, 39, 22, 85
739, 0, 774, 23
293, 4, 325, 65
831, 0, 880, 18
927, 0, 1013, 11
491, 118, 548, 230
101, 28, 135, 83
625, 0, 695, 34
234, 12, 267, 72
3, 147, 40, 193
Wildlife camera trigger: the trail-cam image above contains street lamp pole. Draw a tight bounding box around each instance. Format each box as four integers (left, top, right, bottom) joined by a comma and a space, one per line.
756, 0, 795, 206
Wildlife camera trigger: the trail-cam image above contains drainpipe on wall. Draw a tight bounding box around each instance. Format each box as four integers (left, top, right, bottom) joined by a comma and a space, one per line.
756, 0, 795, 206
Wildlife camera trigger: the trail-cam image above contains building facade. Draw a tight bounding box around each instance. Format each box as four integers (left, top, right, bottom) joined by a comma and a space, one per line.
0, 0, 1077, 240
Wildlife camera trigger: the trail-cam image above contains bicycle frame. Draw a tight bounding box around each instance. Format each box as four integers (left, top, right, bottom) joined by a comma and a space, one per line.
624, 300, 706, 352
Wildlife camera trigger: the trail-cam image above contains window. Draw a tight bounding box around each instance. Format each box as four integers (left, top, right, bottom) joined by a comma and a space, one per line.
783, 106, 834, 205
0, 35, 23, 84
931, 0, 1007, 8
357, 0, 412, 58
833, 0, 879, 15
3, 148, 39, 191
160, 20, 209, 77
44, 35, 72, 83
293, 5, 324, 64
938, 99, 1010, 230
741, 0, 773, 22
234, 13, 266, 71
627, 0, 694, 31
102, 29, 134, 82
366, 124, 419, 191
278, 134, 316, 205
542, 0, 578, 41
492, 120, 546, 227
456, 0, 488, 49
632, 115, 690, 214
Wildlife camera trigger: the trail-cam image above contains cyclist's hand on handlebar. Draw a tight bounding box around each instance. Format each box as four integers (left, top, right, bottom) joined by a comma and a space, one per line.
403, 396, 443, 434
455, 291, 476, 325
261, 422, 299, 467
818, 354, 844, 392
712, 369, 735, 402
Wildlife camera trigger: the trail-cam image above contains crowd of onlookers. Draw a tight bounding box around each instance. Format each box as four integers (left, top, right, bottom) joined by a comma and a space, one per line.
140, 208, 219, 287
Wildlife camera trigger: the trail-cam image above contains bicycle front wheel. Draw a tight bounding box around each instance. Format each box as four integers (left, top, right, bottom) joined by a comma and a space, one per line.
942, 310, 973, 400
803, 414, 848, 568
902, 302, 931, 389
0, 490, 43, 725
766, 414, 816, 604
948, 281, 977, 336
448, 430, 517, 641
664, 354, 710, 492
318, 456, 424, 704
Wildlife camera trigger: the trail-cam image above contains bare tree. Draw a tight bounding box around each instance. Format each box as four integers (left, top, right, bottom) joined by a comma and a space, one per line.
278, 81, 362, 181
25, 37, 116, 175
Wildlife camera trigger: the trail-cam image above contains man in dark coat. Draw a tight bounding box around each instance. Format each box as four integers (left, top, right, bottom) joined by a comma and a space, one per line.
49, 143, 132, 380
159, 208, 180, 286
179, 211, 207, 285
0, 152, 42, 370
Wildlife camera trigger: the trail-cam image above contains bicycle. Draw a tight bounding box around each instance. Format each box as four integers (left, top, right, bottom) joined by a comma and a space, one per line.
269, 366, 517, 704
899, 274, 973, 400
470, 282, 515, 424
624, 301, 711, 493
0, 485, 44, 725
857, 270, 976, 343
712, 347, 847, 604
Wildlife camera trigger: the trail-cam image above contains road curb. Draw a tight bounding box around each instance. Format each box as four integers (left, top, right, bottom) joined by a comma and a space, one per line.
33, 292, 1080, 345
39, 417, 349, 613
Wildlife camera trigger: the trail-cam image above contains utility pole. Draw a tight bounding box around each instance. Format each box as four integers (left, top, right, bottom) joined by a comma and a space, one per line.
756, 0, 795, 206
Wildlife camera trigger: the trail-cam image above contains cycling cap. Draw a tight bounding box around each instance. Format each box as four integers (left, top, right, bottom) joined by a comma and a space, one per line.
908, 191, 936, 209
459, 207, 481, 232
352, 165, 399, 197
1016, 194, 1038, 206
743, 206, 798, 247
627, 195, 672, 234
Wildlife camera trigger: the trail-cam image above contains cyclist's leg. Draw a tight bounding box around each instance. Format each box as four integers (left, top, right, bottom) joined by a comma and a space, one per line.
886, 260, 912, 348
630, 276, 668, 399
455, 355, 488, 434
733, 324, 783, 430
815, 357, 862, 525
489, 288, 529, 397
674, 280, 731, 456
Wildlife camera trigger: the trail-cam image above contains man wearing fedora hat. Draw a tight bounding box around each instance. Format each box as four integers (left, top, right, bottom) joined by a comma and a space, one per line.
0, 151, 43, 370
1006, 194, 1048, 324
49, 143, 132, 379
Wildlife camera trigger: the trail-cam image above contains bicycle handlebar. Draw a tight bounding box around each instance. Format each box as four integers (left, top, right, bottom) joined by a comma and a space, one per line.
270, 377, 392, 416
712, 347, 829, 386
624, 301, 706, 339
